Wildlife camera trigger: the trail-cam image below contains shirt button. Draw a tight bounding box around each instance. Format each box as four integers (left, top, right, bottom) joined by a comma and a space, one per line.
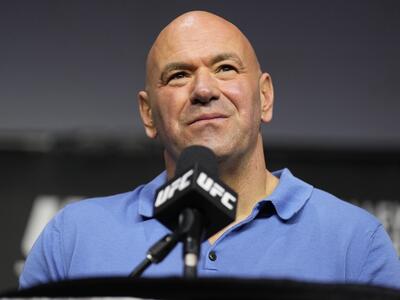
208, 251, 217, 261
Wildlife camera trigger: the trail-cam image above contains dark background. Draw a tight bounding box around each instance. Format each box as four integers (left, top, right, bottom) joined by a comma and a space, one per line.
1, 0, 399, 292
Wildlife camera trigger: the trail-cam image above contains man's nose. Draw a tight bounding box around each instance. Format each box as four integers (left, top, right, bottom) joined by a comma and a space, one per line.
190, 69, 220, 105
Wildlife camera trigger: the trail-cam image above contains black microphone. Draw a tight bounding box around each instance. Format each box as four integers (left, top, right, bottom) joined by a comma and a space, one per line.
153, 145, 238, 277
130, 145, 238, 278
153, 145, 238, 241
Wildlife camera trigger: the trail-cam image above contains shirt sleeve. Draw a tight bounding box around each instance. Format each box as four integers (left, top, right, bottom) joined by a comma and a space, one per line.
19, 211, 66, 289
358, 224, 400, 289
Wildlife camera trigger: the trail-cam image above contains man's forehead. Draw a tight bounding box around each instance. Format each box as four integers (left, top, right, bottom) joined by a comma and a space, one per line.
146, 11, 258, 76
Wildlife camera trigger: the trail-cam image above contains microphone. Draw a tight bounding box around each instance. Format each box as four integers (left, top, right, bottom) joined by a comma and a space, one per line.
154, 145, 238, 277
130, 145, 238, 278
153, 145, 238, 241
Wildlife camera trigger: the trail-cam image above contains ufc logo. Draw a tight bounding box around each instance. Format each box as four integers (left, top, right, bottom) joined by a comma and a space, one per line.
196, 172, 237, 210
154, 169, 193, 207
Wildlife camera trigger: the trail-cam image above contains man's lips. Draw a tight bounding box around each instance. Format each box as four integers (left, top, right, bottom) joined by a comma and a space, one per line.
188, 113, 228, 125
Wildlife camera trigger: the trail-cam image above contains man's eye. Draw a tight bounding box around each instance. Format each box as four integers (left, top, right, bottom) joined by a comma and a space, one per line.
217, 64, 237, 73
168, 72, 188, 82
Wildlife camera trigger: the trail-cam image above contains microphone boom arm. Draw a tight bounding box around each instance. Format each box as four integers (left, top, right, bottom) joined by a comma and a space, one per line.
129, 231, 182, 278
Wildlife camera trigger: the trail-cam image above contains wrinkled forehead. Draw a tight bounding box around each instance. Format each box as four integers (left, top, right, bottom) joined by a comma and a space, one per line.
145, 13, 259, 83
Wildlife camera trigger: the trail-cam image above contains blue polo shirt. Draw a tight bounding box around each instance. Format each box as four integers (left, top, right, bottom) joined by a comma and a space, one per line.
20, 169, 400, 289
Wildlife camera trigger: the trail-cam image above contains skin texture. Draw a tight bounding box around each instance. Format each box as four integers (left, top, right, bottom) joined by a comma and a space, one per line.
138, 11, 279, 243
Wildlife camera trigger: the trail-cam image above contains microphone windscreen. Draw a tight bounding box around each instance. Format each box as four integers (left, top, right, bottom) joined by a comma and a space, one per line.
175, 145, 218, 178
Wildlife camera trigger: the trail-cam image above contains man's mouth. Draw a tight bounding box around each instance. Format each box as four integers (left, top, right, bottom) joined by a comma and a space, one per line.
188, 113, 228, 125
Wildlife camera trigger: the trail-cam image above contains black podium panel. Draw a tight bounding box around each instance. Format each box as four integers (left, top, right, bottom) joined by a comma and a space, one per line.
2, 277, 400, 300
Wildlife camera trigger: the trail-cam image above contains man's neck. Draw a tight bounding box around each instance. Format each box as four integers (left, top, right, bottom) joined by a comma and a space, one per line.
218, 140, 278, 221
207, 139, 278, 245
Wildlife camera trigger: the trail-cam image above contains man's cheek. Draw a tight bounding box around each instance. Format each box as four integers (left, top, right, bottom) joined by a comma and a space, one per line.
220, 81, 247, 102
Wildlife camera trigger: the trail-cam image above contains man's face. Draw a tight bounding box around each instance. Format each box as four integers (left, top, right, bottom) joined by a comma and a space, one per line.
139, 13, 273, 163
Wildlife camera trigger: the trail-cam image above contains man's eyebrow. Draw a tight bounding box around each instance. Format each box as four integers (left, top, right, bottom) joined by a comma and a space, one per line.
162, 62, 193, 73
159, 53, 244, 81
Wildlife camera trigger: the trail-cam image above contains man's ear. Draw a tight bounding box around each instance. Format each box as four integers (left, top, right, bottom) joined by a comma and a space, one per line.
138, 90, 157, 139
259, 73, 274, 123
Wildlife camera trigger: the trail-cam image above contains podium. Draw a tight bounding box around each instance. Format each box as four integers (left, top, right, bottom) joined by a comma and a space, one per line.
2, 277, 400, 299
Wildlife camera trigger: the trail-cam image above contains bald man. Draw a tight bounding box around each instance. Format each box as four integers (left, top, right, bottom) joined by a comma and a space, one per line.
20, 11, 400, 289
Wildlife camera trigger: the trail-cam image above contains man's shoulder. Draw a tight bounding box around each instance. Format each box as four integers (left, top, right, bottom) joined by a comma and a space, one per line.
47, 171, 166, 233
307, 186, 381, 230
303, 185, 400, 289
65, 189, 139, 212
56, 186, 146, 226
273, 168, 381, 229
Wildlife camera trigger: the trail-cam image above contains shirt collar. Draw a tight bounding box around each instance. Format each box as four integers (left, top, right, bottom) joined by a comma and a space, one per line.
137, 168, 313, 220
138, 171, 167, 218
267, 168, 313, 220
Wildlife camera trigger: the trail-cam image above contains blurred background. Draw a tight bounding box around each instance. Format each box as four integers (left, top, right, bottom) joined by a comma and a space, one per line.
1, 0, 399, 292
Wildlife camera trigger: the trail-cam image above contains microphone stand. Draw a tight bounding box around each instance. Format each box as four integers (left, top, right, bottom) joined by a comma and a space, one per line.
180, 208, 203, 278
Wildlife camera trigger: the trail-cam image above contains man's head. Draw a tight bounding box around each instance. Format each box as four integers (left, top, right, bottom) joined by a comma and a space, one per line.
138, 11, 274, 172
